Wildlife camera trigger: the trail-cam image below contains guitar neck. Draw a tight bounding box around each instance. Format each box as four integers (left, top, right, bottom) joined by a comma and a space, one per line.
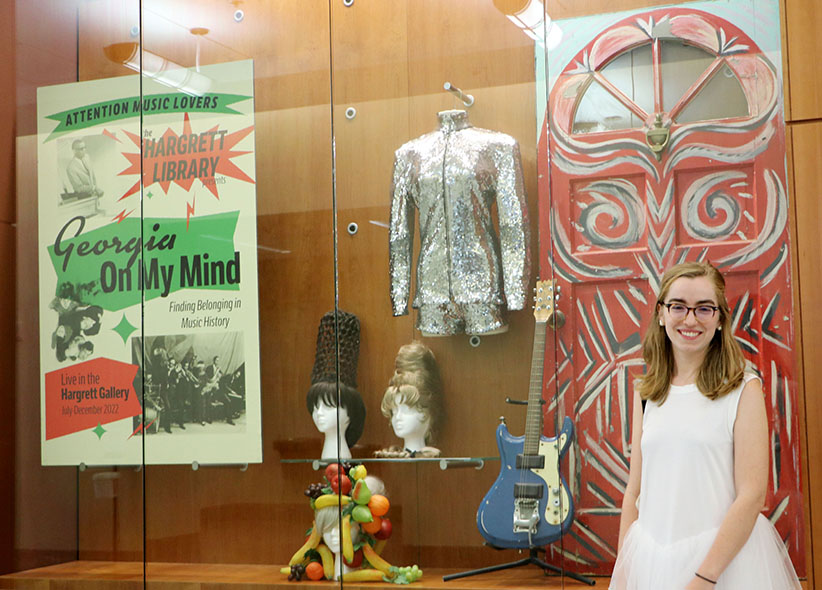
523, 321, 547, 456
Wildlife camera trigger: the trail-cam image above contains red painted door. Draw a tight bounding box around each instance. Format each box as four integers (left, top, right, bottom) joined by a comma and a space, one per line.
538, 7, 803, 575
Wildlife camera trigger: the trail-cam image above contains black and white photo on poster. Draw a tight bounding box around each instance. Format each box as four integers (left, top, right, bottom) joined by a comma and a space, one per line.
131, 333, 246, 440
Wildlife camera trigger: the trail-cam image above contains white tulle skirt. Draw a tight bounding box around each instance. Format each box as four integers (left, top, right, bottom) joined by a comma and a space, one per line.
609, 514, 802, 590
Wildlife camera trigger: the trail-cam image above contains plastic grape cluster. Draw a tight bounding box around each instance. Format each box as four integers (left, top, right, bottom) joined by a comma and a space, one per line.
389, 565, 423, 584
288, 564, 306, 581
303, 482, 325, 500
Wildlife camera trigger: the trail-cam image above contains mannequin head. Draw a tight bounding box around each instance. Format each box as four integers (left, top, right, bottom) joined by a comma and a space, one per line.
312, 399, 350, 436
306, 381, 366, 447
314, 505, 360, 580
381, 384, 433, 445
391, 401, 429, 440
315, 505, 360, 552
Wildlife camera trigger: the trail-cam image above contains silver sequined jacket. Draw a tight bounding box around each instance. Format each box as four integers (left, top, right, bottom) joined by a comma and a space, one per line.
389, 110, 531, 317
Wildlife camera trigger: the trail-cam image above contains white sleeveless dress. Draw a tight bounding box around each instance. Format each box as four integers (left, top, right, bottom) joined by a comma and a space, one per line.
609, 375, 801, 589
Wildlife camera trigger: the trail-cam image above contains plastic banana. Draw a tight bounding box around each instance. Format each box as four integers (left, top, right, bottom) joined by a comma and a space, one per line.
316, 543, 334, 580
313, 494, 351, 510
362, 542, 393, 574
288, 522, 321, 566
341, 514, 354, 562
340, 568, 387, 582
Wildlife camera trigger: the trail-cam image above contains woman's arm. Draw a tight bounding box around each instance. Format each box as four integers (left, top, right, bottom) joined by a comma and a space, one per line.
684, 378, 769, 589
617, 388, 644, 552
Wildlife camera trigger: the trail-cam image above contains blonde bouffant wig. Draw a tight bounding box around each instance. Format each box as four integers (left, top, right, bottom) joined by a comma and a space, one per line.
380, 342, 444, 444
638, 261, 745, 405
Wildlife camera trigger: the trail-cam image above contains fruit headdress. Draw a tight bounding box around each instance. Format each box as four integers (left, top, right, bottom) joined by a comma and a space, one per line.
285, 463, 422, 584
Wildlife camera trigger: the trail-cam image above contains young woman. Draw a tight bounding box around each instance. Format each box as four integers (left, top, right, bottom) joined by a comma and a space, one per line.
610, 261, 800, 589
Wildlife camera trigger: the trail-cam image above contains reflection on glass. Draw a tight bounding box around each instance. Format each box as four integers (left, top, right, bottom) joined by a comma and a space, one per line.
600, 44, 654, 115
661, 41, 716, 112
573, 78, 642, 134
676, 64, 748, 123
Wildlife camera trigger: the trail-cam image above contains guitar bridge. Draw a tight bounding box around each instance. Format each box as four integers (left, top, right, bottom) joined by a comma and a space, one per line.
513, 498, 540, 534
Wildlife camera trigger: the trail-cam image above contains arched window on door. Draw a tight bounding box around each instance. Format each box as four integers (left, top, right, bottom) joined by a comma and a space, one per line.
572, 38, 749, 134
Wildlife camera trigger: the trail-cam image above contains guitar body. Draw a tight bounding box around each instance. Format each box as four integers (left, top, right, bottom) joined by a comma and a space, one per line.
476, 416, 575, 549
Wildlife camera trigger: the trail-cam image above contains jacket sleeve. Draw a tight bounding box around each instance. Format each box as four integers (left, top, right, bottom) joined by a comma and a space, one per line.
495, 139, 531, 310
66, 159, 95, 193
389, 149, 415, 316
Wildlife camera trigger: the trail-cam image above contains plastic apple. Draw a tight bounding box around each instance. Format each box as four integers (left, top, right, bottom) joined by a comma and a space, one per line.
330, 473, 352, 495
325, 463, 344, 481
374, 517, 392, 540
343, 548, 364, 568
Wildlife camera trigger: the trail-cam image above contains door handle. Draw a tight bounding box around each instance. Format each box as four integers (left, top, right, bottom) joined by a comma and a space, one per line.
645, 113, 670, 161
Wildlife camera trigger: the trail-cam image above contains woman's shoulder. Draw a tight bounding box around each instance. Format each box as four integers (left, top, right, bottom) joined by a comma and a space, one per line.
740, 369, 763, 389
722, 369, 761, 400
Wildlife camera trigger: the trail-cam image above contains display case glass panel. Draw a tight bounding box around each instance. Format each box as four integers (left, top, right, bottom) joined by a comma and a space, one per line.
6, 0, 804, 589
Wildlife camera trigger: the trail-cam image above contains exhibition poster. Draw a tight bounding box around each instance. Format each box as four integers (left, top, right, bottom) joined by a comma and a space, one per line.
37, 60, 262, 466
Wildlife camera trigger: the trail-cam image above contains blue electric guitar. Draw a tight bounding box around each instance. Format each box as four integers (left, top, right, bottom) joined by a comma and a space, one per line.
476, 280, 575, 549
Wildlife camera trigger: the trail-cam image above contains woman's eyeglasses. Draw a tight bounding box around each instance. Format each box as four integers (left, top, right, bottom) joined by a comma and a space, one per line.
658, 301, 720, 321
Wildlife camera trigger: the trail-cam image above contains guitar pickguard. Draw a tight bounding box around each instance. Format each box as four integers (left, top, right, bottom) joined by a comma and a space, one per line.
531, 434, 571, 526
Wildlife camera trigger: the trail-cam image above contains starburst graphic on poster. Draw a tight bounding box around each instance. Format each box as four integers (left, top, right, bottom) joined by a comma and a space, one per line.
115, 112, 254, 221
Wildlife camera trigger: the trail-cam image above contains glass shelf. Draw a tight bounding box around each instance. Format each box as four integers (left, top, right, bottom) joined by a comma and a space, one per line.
281, 456, 499, 470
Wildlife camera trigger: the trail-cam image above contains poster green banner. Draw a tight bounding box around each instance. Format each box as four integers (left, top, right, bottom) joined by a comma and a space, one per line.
44, 93, 250, 139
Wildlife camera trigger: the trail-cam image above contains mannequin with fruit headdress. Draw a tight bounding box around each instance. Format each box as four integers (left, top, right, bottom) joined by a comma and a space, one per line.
305, 311, 366, 460
285, 465, 424, 583
375, 342, 444, 458
314, 504, 360, 580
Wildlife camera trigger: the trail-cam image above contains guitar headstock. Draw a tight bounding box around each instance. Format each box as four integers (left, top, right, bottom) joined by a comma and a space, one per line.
534, 280, 556, 324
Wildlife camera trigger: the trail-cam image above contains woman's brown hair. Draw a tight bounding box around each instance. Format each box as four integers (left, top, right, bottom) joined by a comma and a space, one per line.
637, 261, 745, 405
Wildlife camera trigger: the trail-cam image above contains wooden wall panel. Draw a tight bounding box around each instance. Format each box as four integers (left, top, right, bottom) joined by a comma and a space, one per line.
785, 0, 822, 120
0, 0, 16, 576
785, 125, 813, 589
13, 0, 87, 574
14, 137, 79, 572
0, 0, 15, 226
790, 121, 822, 587
15, 0, 80, 137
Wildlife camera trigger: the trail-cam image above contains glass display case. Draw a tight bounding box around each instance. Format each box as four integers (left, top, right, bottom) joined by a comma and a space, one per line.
3, 0, 807, 589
